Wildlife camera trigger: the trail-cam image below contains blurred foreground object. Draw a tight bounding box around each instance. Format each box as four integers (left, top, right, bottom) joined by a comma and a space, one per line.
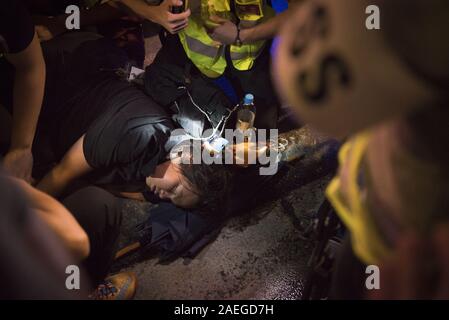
274, 0, 449, 299
0, 171, 81, 299
370, 223, 449, 300
274, 0, 449, 137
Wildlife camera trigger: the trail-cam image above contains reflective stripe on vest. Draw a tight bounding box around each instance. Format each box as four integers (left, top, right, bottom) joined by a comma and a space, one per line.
185, 35, 221, 58
230, 40, 266, 70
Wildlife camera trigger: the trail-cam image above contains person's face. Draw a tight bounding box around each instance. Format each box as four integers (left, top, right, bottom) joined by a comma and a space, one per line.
146, 160, 200, 209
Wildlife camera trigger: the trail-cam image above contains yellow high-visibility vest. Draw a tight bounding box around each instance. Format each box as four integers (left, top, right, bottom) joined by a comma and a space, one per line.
179, 0, 275, 78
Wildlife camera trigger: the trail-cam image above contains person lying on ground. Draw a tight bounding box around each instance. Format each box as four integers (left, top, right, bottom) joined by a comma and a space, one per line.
20, 34, 232, 212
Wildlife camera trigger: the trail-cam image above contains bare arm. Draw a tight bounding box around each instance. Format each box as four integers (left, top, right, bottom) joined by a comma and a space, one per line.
119, 0, 191, 34
11, 177, 89, 261
239, 0, 309, 43
37, 135, 92, 198
240, 10, 294, 43
2, 32, 45, 182
208, 9, 295, 45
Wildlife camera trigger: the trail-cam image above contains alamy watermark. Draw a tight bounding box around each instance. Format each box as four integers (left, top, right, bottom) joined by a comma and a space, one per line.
365, 265, 380, 290
63, 4, 381, 33
65, 5, 80, 31
366, 5, 381, 30
65, 265, 80, 290
169, 128, 280, 176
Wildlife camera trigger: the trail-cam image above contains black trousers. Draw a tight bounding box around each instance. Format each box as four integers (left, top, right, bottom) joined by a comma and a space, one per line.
154, 34, 280, 130
62, 186, 122, 287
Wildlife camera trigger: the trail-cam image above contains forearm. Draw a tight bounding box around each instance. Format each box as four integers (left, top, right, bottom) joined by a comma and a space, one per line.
10, 50, 45, 150
37, 135, 92, 197
240, 10, 294, 44
37, 164, 75, 198
119, 0, 191, 34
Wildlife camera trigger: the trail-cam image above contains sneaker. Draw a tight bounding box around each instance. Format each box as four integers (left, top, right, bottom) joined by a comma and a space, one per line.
89, 272, 137, 300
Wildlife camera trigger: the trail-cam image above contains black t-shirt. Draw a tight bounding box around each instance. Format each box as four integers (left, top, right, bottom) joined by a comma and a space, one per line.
38, 40, 174, 190
0, 0, 34, 55
81, 78, 174, 189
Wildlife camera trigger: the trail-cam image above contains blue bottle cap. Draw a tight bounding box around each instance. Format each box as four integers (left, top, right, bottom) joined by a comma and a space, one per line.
243, 94, 254, 105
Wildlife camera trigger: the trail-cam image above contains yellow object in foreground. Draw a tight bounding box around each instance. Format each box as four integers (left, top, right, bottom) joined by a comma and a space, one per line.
326, 132, 391, 265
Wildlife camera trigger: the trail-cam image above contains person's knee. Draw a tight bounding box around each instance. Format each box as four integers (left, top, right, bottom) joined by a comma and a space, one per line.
63, 187, 122, 237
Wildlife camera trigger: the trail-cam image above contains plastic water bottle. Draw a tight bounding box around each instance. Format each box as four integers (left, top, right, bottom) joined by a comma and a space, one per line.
236, 94, 256, 131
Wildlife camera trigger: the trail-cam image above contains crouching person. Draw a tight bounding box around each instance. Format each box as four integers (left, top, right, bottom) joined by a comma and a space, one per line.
0, 170, 136, 300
